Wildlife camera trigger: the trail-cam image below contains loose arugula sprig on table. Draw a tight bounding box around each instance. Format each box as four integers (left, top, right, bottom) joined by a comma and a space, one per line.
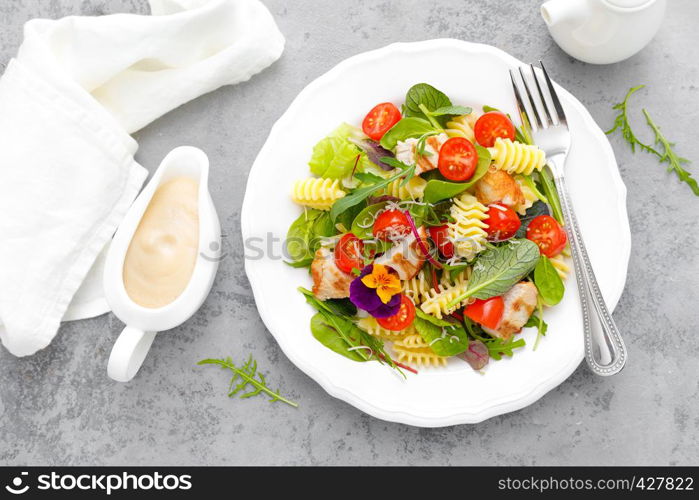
198, 355, 298, 407
606, 85, 698, 196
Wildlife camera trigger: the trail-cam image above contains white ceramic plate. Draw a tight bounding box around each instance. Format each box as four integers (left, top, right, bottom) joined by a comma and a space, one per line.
241, 40, 630, 427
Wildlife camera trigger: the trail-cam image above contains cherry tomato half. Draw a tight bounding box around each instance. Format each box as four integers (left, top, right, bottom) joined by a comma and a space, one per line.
334, 233, 364, 274
465, 296, 505, 330
473, 111, 516, 148
362, 103, 402, 141
484, 204, 521, 241
526, 215, 567, 258
377, 294, 416, 331
438, 137, 478, 181
428, 224, 454, 259
373, 209, 411, 241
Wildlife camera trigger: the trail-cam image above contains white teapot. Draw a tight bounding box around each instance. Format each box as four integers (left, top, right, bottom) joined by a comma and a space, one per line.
541, 0, 666, 64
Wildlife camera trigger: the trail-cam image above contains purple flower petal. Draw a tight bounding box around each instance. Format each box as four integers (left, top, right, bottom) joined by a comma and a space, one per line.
350, 273, 383, 312
349, 264, 401, 318
367, 293, 401, 318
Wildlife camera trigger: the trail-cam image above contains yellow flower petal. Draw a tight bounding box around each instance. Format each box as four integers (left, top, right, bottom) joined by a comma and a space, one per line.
361, 274, 379, 289
376, 286, 395, 304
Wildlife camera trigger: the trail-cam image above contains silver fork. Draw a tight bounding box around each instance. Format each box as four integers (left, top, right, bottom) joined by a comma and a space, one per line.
509, 62, 627, 376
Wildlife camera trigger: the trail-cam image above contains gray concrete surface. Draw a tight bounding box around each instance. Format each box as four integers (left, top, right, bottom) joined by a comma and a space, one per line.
1, 0, 697, 466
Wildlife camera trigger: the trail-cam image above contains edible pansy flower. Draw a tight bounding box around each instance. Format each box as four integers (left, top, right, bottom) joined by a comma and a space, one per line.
349, 264, 401, 318
361, 264, 401, 303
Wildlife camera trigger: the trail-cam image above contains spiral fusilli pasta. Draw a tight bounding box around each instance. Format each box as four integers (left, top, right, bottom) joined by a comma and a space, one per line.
448, 193, 488, 260
514, 175, 539, 215
445, 114, 477, 142
489, 138, 546, 175
383, 176, 427, 200
291, 178, 346, 210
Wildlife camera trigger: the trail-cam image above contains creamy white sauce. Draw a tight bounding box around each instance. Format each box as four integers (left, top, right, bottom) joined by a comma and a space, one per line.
123, 177, 199, 308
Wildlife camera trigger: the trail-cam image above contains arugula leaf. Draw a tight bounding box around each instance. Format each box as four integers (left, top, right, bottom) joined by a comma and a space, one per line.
415, 308, 459, 328
642, 109, 698, 196
482, 104, 533, 145
484, 337, 526, 360
413, 316, 469, 357
605, 85, 654, 154
299, 288, 403, 373
329, 158, 415, 222
607, 85, 698, 196
538, 167, 564, 225
525, 305, 548, 350
514, 200, 550, 238
379, 117, 435, 150
354, 172, 386, 184
403, 83, 453, 125
198, 355, 298, 407
422, 146, 492, 203
533, 256, 564, 306
447, 239, 540, 307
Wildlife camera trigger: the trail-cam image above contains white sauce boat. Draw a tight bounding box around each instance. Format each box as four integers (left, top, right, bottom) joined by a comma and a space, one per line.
541, 0, 666, 64
104, 146, 221, 382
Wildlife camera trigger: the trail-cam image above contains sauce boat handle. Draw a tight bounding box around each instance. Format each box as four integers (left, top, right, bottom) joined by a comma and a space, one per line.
107, 326, 157, 382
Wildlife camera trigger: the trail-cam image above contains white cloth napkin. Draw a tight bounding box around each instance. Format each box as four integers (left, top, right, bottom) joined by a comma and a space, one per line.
0, 0, 284, 356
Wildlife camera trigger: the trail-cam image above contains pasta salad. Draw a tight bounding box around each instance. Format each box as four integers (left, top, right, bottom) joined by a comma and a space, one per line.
287, 83, 569, 375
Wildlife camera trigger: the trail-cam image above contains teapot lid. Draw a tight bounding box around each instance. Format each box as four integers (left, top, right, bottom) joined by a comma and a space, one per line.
604, 0, 655, 9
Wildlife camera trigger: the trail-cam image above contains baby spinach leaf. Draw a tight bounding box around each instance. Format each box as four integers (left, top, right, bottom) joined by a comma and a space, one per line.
429, 105, 472, 117
300, 288, 404, 373
514, 200, 550, 238
422, 146, 492, 203
310, 313, 366, 362
379, 117, 435, 150
449, 239, 540, 306
533, 256, 564, 306
403, 83, 452, 125
350, 202, 388, 239
413, 316, 469, 357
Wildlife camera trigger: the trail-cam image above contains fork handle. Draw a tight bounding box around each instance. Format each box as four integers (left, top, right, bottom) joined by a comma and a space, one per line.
548, 155, 627, 376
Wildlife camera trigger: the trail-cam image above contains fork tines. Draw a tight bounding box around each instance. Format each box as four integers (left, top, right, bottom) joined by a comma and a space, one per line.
509, 61, 567, 132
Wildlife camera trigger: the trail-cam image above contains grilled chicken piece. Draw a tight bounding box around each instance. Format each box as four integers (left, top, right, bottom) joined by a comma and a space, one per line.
311, 247, 353, 300
482, 281, 538, 340
474, 167, 525, 208
395, 133, 448, 175
374, 226, 427, 280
